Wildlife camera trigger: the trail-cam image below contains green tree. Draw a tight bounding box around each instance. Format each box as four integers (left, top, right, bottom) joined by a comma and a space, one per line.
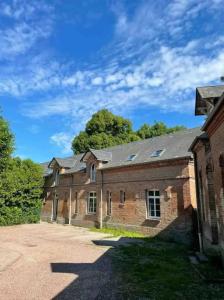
0, 113, 44, 225
0, 158, 44, 225
72, 109, 140, 153
0, 116, 14, 172
137, 122, 186, 139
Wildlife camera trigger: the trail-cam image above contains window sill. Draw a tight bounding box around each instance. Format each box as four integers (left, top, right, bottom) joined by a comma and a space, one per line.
86, 212, 96, 215
147, 217, 160, 221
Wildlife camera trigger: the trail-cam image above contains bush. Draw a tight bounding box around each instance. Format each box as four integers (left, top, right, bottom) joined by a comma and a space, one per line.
0, 158, 43, 226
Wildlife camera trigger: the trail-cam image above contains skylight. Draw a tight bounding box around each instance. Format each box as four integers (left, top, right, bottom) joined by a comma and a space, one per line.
127, 154, 137, 161
150, 149, 165, 158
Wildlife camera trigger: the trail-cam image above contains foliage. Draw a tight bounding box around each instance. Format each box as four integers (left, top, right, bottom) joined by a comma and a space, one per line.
111, 238, 224, 299
72, 109, 186, 154
0, 158, 44, 225
0, 113, 44, 226
0, 116, 14, 172
137, 122, 186, 139
72, 109, 140, 153
90, 227, 145, 238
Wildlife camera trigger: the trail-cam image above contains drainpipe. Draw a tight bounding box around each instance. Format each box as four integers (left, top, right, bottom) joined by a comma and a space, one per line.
69, 186, 72, 225
99, 170, 104, 229
193, 152, 203, 252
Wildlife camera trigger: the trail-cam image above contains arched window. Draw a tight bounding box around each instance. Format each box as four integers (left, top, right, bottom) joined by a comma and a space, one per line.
90, 164, 96, 182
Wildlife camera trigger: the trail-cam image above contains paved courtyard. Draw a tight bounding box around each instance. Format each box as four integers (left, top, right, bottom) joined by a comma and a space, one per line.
0, 222, 118, 300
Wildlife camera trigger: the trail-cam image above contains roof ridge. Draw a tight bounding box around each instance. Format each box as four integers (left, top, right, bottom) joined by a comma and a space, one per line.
45, 127, 200, 163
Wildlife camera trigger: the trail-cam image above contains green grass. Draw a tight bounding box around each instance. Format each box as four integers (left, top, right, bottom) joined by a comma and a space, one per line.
90, 226, 145, 238
110, 238, 224, 300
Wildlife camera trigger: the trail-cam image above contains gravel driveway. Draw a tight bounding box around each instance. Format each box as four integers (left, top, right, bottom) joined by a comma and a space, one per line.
0, 222, 116, 300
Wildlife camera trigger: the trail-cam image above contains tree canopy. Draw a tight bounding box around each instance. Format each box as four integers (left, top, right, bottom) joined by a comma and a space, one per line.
0, 113, 43, 225
137, 122, 186, 139
0, 116, 14, 172
72, 109, 186, 154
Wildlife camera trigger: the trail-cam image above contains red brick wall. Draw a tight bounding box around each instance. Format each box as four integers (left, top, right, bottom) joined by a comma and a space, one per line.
41, 158, 196, 244
193, 102, 224, 255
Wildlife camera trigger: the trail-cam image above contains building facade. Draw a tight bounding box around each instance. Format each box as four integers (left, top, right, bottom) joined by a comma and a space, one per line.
42, 128, 200, 244
190, 85, 224, 257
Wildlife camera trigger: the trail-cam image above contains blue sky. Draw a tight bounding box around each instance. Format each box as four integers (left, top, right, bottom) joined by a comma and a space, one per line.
0, 0, 224, 163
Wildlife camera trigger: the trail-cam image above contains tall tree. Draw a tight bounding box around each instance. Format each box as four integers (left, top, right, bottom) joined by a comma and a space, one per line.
72, 110, 186, 154
137, 122, 186, 139
0, 115, 14, 172
72, 109, 140, 153
0, 113, 44, 225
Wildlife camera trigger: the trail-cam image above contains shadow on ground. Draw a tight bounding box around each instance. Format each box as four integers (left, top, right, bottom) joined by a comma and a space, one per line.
51, 237, 135, 300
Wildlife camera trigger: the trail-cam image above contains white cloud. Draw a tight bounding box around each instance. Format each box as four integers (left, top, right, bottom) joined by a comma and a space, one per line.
50, 132, 73, 154
0, 0, 54, 60
92, 77, 103, 85
1, 0, 224, 155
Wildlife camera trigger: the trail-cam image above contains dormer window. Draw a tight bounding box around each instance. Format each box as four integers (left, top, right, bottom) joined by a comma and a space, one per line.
55, 169, 60, 186
150, 149, 165, 158
90, 164, 96, 182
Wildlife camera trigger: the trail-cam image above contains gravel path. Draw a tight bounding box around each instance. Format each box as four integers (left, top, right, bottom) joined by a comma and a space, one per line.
0, 223, 116, 300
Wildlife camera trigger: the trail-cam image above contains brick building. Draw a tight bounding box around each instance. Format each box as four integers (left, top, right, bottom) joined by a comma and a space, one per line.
190, 85, 224, 256
42, 128, 200, 244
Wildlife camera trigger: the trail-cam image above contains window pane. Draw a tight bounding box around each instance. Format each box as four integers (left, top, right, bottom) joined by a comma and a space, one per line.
155, 191, 160, 197
149, 191, 154, 196
150, 210, 155, 217
149, 198, 154, 204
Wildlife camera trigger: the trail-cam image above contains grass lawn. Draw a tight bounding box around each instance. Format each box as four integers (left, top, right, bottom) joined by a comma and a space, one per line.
90, 227, 145, 238
92, 228, 224, 299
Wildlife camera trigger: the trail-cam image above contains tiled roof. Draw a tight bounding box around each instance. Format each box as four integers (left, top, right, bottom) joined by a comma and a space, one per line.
81, 148, 112, 162
42, 128, 201, 176
196, 85, 224, 99
195, 85, 224, 115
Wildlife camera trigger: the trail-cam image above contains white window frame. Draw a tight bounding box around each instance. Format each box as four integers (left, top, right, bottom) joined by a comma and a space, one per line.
120, 190, 126, 204
55, 169, 60, 186
87, 191, 97, 214
90, 164, 96, 182
146, 190, 160, 219
107, 191, 112, 216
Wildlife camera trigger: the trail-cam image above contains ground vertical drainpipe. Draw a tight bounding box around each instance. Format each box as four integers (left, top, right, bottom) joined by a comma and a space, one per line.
69, 187, 72, 225
99, 170, 104, 229
193, 152, 203, 252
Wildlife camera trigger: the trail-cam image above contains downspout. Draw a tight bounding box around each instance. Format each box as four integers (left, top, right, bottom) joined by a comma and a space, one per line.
193, 152, 203, 252
99, 170, 104, 229
69, 186, 72, 225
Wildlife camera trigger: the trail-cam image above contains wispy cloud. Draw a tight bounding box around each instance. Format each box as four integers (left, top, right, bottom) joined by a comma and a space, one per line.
0, 0, 54, 60
50, 132, 73, 154
1, 0, 224, 154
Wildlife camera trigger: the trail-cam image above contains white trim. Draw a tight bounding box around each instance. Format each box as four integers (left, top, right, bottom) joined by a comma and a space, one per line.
146, 190, 161, 219
106, 190, 112, 216
87, 191, 97, 214
90, 164, 96, 182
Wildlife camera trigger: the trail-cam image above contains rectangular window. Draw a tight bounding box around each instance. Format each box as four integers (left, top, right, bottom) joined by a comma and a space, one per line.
87, 192, 97, 214
107, 191, 112, 216
74, 192, 78, 214
120, 190, 125, 204
150, 149, 165, 157
147, 190, 160, 219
